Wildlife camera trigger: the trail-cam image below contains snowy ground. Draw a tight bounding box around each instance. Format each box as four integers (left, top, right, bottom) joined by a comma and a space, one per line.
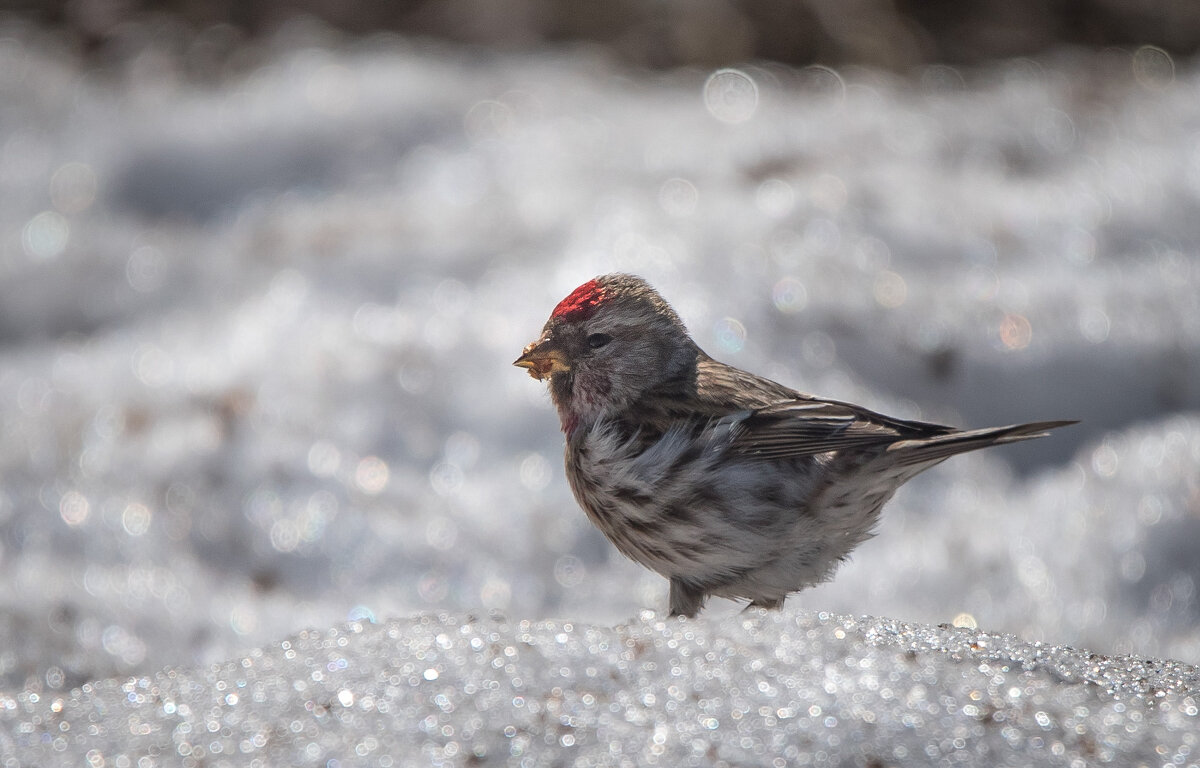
1, 18, 1199, 762
3, 611, 1199, 767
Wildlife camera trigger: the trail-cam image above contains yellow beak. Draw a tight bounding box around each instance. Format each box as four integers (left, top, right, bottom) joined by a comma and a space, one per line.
513, 339, 570, 381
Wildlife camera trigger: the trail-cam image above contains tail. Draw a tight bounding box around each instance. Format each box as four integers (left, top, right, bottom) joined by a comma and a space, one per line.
885, 420, 1077, 468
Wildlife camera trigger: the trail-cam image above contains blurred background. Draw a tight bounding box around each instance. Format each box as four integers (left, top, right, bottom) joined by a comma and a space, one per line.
1, 0, 1199, 694
8, 0, 1200, 69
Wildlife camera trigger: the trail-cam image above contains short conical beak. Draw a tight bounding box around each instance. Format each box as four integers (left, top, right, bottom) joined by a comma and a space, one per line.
513, 337, 570, 381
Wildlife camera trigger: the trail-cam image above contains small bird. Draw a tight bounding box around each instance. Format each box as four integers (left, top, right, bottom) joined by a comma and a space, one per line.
515, 274, 1074, 617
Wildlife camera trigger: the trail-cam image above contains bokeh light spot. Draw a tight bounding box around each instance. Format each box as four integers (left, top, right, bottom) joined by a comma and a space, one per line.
967, 267, 999, 301
426, 516, 458, 551
418, 573, 449, 603
1034, 109, 1076, 154
353, 302, 412, 346
1091, 442, 1119, 478
798, 65, 846, 103
307, 440, 342, 478
302, 490, 337, 543
1132, 46, 1174, 90
464, 99, 516, 142
772, 277, 807, 314
22, 211, 69, 260
921, 65, 965, 93
267, 269, 309, 315
755, 179, 795, 217
44, 667, 65, 690
480, 577, 511, 610
519, 453, 551, 492
713, 317, 747, 354
1078, 306, 1110, 344
354, 456, 390, 495
659, 177, 699, 217
873, 271, 908, 309
270, 519, 300, 552
230, 605, 257, 636
132, 344, 175, 388
998, 314, 1032, 351
122, 503, 152, 536
554, 555, 586, 588
852, 236, 891, 271
1119, 551, 1146, 583
126, 246, 166, 293
1062, 227, 1096, 265
801, 332, 837, 369
1136, 493, 1163, 525
703, 69, 758, 124
50, 162, 97, 214
59, 491, 90, 526
101, 625, 146, 665
429, 461, 463, 497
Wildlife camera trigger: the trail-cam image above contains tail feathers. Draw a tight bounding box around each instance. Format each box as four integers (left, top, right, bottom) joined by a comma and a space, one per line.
886, 420, 1077, 467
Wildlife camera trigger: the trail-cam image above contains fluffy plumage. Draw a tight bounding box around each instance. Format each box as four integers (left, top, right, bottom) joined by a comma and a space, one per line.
515, 273, 1074, 617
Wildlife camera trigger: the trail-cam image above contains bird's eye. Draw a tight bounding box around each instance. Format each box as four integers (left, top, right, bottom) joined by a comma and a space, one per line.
586, 333, 612, 350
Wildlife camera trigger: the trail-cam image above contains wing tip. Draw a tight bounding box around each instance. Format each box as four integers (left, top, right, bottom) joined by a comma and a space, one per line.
886, 417, 1078, 460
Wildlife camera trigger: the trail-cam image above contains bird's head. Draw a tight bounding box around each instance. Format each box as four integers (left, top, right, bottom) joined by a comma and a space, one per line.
514, 274, 698, 433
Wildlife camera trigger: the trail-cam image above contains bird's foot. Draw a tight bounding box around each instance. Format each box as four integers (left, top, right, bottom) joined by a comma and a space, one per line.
668, 578, 707, 618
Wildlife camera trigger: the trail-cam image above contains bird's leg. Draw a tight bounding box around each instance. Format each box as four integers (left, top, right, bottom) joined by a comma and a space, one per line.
668, 578, 706, 617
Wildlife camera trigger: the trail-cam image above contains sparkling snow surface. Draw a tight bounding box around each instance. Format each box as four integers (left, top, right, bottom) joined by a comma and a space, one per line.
4, 612, 1199, 766
2, 21, 1200, 763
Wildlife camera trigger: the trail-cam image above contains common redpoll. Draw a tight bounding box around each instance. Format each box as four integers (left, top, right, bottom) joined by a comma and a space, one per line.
515, 274, 1074, 617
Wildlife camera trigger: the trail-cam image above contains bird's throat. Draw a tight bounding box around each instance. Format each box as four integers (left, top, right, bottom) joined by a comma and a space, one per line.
550, 370, 612, 436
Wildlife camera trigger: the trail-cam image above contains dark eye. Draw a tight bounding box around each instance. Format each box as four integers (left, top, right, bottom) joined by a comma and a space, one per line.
586, 333, 612, 350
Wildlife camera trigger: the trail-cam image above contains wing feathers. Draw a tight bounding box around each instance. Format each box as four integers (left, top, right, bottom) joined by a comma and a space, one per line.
885, 419, 1078, 466
685, 356, 1075, 464
729, 399, 1075, 463
729, 400, 955, 459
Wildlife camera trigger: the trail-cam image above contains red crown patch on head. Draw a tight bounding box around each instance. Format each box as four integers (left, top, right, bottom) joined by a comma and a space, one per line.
551, 279, 607, 321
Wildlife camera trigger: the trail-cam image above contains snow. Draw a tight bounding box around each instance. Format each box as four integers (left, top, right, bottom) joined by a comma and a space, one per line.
3, 611, 1198, 766
2, 19, 1200, 763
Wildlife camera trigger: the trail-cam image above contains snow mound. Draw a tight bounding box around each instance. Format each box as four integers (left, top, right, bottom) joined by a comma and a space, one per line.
3, 611, 1197, 766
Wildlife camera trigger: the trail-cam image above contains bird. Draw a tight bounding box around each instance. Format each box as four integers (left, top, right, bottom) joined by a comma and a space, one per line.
514, 273, 1074, 617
